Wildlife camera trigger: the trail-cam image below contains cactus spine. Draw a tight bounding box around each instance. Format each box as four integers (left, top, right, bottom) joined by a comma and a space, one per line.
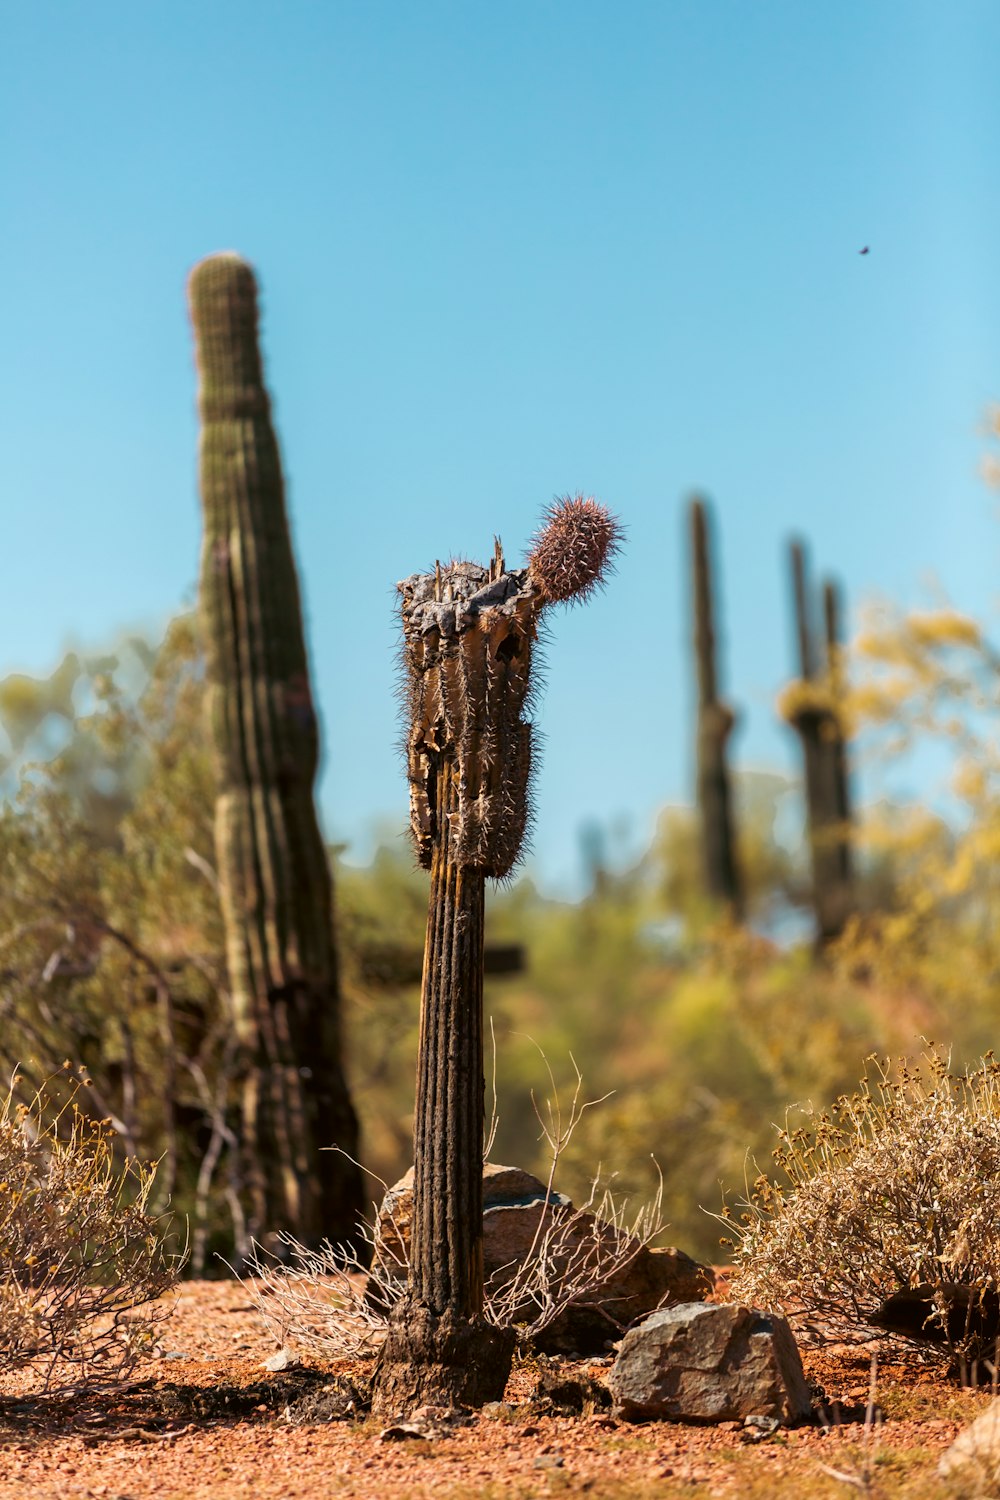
786, 541, 854, 944
373, 498, 620, 1415
189, 253, 362, 1254
690, 497, 742, 916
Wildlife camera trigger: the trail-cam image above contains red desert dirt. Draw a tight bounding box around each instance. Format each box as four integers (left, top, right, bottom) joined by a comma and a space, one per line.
0, 1279, 991, 1500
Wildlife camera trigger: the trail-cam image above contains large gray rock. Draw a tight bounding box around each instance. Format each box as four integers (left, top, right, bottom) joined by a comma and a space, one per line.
939, 1401, 1000, 1490
609, 1303, 812, 1425
369, 1162, 714, 1354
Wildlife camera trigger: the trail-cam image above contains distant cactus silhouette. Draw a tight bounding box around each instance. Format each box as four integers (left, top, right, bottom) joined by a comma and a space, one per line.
188, 252, 362, 1256
785, 541, 854, 944
373, 495, 621, 1415
822, 574, 854, 902
689, 497, 742, 916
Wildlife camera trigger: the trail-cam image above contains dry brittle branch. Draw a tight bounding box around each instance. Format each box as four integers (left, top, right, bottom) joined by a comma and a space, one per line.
244, 1057, 665, 1360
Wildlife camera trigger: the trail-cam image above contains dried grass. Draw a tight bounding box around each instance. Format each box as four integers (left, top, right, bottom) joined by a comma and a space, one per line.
246, 1057, 665, 1359
726, 1048, 1000, 1364
0, 1076, 178, 1384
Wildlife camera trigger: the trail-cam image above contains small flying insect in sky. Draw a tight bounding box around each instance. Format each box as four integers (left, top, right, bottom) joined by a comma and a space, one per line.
859, 246, 870, 255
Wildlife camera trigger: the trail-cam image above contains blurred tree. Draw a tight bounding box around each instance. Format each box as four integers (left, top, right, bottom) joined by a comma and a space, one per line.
834, 590, 1000, 1044
0, 617, 235, 1268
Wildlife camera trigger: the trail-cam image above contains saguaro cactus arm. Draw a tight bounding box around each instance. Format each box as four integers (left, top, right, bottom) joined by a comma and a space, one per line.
791, 539, 816, 681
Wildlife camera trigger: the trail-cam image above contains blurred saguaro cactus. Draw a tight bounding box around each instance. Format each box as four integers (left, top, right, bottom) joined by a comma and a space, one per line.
823, 577, 853, 878
689, 497, 743, 917
784, 540, 854, 944
188, 252, 362, 1256
372, 496, 621, 1415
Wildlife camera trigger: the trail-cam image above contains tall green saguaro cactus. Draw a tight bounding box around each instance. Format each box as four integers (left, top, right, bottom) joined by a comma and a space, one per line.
372, 497, 621, 1417
189, 253, 362, 1255
689, 497, 743, 916
785, 540, 854, 945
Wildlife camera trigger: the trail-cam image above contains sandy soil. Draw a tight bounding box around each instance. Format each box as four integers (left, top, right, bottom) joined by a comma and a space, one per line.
0, 1279, 992, 1499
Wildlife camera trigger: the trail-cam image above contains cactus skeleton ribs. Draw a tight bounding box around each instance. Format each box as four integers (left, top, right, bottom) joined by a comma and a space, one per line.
189, 252, 362, 1257
372, 499, 620, 1415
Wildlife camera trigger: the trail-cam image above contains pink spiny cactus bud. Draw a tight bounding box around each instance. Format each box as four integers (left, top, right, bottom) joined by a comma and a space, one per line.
527, 493, 622, 605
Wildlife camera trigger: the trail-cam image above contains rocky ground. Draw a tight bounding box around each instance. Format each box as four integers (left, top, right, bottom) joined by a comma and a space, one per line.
0, 1279, 996, 1500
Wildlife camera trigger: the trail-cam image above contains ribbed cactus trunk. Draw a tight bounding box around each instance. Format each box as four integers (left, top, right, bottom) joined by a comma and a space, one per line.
373, 500, 620, 1417
690, 498, 742, 917
189, 253, 362, 1257
787, 541, 853, 945
411, 770, 486, 1321
373, 769, 508, 1414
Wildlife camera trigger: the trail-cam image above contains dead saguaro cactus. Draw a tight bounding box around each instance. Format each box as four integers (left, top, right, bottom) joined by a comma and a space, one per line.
783, 540, 854, 944
188, 252, 362, 1257
689, 497, 742, 916
372, 496, 621, 1416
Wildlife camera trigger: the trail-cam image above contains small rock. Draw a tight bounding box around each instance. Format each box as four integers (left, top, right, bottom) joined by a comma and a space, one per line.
381, 1422, 430, 1442
380, 1405, 471, 1441
481, 1401, 515, 1419
940, 1400, 1000, 1486
743, 1414, 781, 1440
609, 1303, 812, 1425
263, 1348, 299, 1373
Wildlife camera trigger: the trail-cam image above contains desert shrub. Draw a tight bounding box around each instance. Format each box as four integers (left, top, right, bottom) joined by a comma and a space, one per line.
0, 1083, 178, 1382
727, 1049, 1000, 1362
0, 620, 239, 1269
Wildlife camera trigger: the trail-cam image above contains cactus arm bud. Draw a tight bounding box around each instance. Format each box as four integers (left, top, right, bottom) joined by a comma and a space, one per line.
527, 493, 622, 606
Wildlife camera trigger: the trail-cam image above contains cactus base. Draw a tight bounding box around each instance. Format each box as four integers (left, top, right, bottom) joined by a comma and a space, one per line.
372, 1300, 515, 1416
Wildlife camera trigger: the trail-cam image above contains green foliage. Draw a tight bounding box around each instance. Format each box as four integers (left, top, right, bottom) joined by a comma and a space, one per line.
336, 843, 427, 1196
483, 909, 912, 1260
5, 500, 1000, 1273
657, 770, 806, 933
0, 610, 977, 1267
0, 618, 230, 1268
833, 590, 1000, 1027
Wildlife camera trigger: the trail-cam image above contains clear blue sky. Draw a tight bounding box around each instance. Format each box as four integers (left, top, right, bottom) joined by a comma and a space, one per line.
2, 1, 998, 891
